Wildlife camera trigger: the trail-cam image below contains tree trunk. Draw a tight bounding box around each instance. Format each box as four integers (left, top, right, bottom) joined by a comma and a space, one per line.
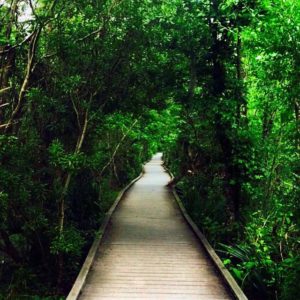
0, 0, 18, 119
0, 229, 22, 264
57, 111, 89, 290
209, 0, 241, 221
236, 27, 247, 122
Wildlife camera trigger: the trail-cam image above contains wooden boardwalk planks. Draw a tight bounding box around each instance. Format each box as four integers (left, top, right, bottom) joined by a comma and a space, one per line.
78, 153, 235, 299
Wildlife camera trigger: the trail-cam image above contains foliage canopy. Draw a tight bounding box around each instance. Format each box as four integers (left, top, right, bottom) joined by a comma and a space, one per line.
0, 0, 299, 299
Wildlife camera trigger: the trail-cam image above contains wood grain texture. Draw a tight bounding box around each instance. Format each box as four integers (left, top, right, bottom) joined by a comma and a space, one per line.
67, 171, 144, 300
77, 153, 235, 299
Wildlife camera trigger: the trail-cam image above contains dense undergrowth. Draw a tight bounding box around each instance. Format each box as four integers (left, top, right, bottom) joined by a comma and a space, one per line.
166, 154, 299, 300
1, 0, 299, 299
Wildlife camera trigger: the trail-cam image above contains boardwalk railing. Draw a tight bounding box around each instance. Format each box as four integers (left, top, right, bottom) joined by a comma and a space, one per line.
67, 170, 144, 300
164, 165, 247, 300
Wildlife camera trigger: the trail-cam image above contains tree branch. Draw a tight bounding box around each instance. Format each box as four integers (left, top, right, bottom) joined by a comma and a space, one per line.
0, 32, 35, 56
3, 27, 41, 131
99, 118, 139, 178
0, 87, 11, 95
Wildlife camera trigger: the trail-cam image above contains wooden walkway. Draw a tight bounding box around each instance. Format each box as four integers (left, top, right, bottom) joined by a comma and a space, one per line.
78, 153, 233, 300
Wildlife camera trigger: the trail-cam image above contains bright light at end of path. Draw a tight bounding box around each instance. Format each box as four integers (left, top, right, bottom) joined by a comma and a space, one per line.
0, 0, 35, 23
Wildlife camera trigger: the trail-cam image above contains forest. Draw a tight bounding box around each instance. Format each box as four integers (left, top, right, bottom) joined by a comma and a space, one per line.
0, 0, 299, 299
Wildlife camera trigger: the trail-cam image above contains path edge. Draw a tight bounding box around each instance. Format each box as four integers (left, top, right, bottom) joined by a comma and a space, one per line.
66, 168, 144, 300
163, 164, 248, 300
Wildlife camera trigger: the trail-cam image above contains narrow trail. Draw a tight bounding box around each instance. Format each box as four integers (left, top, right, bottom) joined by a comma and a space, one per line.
79, 153, 232, 299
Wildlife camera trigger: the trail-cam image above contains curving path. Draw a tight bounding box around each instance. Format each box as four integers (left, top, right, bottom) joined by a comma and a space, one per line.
79, 153, 233, 300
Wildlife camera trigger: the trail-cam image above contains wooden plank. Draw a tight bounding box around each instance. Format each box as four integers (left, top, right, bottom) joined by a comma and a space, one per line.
83, 285, 230, 295
80, 295, 230, 300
